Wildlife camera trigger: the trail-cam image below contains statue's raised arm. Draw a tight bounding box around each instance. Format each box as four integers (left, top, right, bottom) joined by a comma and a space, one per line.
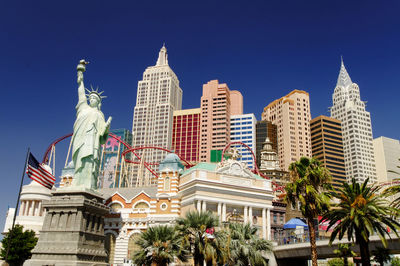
77, 60, 89, 105
71, 59, 112, 190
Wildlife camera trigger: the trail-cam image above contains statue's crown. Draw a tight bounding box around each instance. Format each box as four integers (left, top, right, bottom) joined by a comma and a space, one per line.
86, 86, 107, 100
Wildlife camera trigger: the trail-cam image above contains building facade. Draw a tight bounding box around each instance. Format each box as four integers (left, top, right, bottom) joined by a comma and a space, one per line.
330, 59, 376, 183
100, 153, 273, 264
199, 80, 243, 162
230, 114, 257, 169
172, 108, 201, 164
3, 180, 52, 236
373, 136, 400, 183
256, 120, 278, 168
259, 137, 288, 197
100, 128, 133, 188
262, 90, 312, 171
131, 45, 182, 186
310, 115, 346, 189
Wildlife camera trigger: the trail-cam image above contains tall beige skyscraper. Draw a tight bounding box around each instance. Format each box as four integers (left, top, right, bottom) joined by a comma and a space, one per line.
262, 90, 312, 171
330, 59, 376, 183
199, 80, 243, 162
373, 136, 400, 183
131, 45, 182, 186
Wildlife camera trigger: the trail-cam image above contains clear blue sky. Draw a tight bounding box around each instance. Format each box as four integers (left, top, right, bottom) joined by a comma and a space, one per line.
1, 0, 399, 230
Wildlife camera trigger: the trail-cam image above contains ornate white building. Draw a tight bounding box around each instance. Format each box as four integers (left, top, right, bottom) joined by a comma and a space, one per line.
3, 180, 52, 235
330, 59, 376, 183
131, 45, 183, 186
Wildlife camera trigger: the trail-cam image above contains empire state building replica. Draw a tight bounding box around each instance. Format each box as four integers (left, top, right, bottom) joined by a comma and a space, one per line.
330, 59, 376, 183
131, 45, 183, 186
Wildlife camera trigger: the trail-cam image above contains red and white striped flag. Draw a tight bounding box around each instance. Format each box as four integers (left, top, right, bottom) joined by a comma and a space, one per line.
26, 152, 55, 189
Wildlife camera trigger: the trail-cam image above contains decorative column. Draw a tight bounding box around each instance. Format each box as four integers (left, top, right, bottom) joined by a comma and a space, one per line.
29, 201, 35, 216
197, 200, 201, 212
262, 208, 267, 239
248, 207, 253, 225
244, 206, 248, 224
217, 203, 222, 222
202, 201, 207, 212
267, 208, 271, 240
19, 201, 26, 216
36, 201, 42, 216
222, 203, 226, 222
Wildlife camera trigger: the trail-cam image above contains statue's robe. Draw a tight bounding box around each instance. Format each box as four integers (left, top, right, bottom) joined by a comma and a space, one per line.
71, 97, 108, 189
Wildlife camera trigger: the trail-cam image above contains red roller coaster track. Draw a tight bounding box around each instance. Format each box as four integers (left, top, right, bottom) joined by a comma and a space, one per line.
42, 133, 285, 192
42, 133, 194, 179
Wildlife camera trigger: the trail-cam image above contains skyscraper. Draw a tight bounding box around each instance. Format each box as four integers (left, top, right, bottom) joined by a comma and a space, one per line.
330, 59, 376, 183
230, 114, 257, 168
199, 80, 243, 162
262, 90, 312, 171
256, 120, 277, 168
131, 45, 182, 186
310, 116, 346, 189
373, 136, 400, 183
172, 108, 201, 163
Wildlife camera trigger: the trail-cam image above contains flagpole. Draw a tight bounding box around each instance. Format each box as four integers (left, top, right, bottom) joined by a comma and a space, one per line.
5, 147, 30, 260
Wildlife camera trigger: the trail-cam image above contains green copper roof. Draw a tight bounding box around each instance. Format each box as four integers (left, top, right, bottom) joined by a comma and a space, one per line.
181, 162, 217, 175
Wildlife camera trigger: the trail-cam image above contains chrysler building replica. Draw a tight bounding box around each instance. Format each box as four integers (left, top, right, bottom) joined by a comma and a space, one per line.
330, 59, 376, 183
132, 45, 183, 186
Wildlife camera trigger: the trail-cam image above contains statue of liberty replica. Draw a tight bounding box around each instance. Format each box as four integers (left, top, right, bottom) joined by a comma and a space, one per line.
72, 59, 112, 189
27, 60, 111, 265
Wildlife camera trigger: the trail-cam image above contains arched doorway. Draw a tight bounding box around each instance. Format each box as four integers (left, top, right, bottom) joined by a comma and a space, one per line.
127, 232, 141, 260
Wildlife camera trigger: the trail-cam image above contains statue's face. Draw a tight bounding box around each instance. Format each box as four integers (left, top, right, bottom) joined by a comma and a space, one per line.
89, 94, 100, 108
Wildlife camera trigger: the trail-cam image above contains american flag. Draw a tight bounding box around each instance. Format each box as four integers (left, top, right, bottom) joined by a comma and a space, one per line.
26, 152, 55, 189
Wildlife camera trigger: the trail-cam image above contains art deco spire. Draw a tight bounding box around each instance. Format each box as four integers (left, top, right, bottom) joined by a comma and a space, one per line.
156, 43, 168, 66
336, 57, 353, 88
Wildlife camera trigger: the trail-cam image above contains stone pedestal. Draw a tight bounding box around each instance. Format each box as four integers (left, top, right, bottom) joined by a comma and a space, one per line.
25, 188, 110, 266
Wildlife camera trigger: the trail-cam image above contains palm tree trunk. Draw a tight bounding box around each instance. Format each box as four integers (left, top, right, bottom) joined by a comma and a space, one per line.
356, 233, 371, 266
343, 257, 348, 266
307, 218, 318, 266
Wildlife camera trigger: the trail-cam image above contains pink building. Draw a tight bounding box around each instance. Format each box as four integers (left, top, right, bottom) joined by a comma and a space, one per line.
172, 108, 201, 163
199, 80, 243, 162
262, 90, 311, 171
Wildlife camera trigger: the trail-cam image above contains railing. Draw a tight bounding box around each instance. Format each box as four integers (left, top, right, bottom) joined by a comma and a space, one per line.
274, 232, 330, 245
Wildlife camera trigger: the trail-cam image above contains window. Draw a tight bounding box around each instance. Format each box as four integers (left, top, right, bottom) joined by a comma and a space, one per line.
164, 176, 170, 191
109, 202, 123, 213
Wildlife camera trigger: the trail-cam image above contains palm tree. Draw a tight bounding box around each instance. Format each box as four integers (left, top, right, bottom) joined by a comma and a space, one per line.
322, 178, 400, 266
333, 243, 356, 266
132, 225, 188, 266
176, 211, 220, 266
372, 247, 391, 266
285, 157, 332, 266
228, 223, 272, 266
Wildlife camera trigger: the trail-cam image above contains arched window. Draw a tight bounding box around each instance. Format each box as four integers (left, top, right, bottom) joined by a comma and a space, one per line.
109, 202, 123, 213
133, 202, 150, 213
164, 176, 170, 191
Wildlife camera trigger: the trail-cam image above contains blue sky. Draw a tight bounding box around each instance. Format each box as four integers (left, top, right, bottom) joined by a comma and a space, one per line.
0, 0, 399, 230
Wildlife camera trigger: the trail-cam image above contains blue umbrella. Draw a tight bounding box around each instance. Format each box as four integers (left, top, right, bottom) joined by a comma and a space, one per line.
283, 218, 309, 229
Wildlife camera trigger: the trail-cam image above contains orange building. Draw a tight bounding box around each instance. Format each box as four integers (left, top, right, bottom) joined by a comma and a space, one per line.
199, 80, 243, 162
262, 90, 312, 171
